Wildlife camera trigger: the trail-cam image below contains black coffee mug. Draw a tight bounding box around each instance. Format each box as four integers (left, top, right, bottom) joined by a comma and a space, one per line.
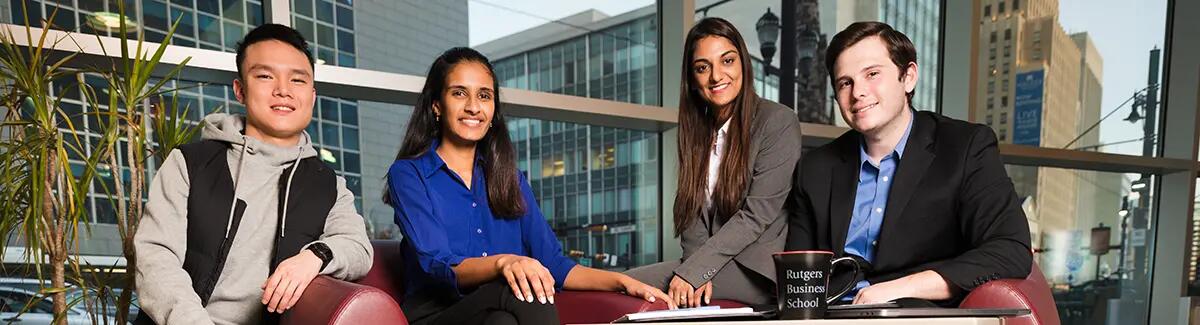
773, 251, 862, 320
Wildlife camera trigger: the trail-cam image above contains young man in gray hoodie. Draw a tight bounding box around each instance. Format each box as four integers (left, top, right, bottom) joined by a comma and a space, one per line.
134, 24, 373, 325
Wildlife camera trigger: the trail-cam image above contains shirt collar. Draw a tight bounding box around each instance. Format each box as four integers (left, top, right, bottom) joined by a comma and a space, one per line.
717, 118, 732, 138
416, 139, 485, 178
858, 112, 915, 167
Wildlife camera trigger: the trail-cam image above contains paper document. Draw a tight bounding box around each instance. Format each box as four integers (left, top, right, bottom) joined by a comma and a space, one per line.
614, 306, 766, 323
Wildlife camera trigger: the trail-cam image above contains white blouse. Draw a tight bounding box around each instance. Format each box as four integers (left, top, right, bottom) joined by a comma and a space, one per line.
706, 119, 732, 208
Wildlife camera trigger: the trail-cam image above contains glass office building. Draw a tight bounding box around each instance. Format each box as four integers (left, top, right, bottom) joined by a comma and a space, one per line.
7, 0, 366, 233
878, 0, 940, 110
6, 0, 264, 49
290, 0, 354, 67
484, 12, 662, 269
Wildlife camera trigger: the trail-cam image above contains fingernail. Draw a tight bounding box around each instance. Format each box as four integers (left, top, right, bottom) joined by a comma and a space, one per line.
539, 296, 546, 304
515, 293, 525, 302
526, 295, 534, 303
649, 296, 656, 302
549, 296, 555, 304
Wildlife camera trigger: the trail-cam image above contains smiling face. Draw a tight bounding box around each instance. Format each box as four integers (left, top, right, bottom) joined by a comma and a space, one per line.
832, 36, 917, 137
233, 39, 316, 146
691, 36, 744, 113
435, 61, 496, 147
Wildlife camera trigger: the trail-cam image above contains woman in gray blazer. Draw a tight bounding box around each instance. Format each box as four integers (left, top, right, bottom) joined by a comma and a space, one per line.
625, 17, 803, 307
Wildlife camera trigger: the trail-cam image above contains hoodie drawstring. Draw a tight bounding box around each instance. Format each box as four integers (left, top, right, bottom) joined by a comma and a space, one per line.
225, 137, 250, 238
279, 143, 302, 238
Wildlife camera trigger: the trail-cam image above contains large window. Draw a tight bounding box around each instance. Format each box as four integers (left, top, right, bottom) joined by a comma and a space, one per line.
9, 1, 1200, 323
1019, 167, 1157, 325
8, 0, 265, 51
970, 1, 1172, 324
46, 74, 362, 229
509, 119, 661, 268
471, 1, 661, 269
973, 0, 1167, 157
489, 15, 659, 106
291, 0, 354, 67
697, 0, 941, 125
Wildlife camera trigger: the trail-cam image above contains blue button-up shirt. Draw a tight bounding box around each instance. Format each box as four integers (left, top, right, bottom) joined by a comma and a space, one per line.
844, 117, 913, 299
387, 140, 576, 298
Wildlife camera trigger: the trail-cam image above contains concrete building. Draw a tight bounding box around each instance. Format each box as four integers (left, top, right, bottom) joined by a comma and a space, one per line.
975, 0, 1124, 285
351, 1, 469, 239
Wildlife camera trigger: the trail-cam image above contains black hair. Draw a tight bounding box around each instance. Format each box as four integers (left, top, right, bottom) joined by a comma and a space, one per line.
235, 23, 315, 78
674, 17, 758, 235
382, 47, 525, 218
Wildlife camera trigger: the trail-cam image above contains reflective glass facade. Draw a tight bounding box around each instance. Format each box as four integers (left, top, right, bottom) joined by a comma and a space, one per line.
489, 14, 662, 269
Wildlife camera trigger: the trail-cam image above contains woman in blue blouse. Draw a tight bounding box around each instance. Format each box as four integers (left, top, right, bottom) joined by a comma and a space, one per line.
384, 47, 672, 325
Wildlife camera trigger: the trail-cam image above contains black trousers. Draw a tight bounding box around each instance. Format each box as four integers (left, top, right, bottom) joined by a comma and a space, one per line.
403, 281, 559, 325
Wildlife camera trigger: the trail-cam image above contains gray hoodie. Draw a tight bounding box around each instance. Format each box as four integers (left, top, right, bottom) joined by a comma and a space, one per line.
135, 114, 373, 325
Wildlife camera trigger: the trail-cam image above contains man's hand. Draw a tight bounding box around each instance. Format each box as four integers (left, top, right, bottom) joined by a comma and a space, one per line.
852, 270, 952, 304
495, 255, 556, 304
617, 275, 675, 309
261, 249, 323, 313
851, 278, 910, 304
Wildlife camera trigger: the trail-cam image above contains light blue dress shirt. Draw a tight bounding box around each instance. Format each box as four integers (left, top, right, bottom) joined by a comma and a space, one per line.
843, 117, 913, 300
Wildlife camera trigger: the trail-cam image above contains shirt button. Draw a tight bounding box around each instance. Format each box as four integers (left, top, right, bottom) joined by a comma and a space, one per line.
875, 208, 883, 213
882, 176, 889, 182
872, 240, 878, 246
472, 202, 477, 208
482, 252, 488, 257
476, 228, 483, 234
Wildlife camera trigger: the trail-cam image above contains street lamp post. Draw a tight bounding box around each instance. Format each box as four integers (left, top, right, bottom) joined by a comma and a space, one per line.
756, 8, 780, 79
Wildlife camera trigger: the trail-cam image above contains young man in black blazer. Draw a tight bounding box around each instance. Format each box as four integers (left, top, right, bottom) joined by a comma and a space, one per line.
786, 21, 1032, 305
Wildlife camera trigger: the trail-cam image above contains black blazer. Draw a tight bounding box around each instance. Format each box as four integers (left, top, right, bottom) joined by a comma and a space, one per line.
785, 110, 1032, 301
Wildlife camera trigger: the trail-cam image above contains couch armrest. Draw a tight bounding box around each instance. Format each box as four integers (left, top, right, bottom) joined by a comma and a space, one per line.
960, 277, 1060, 325
961, 278, 1030, 308
281, 276, 408, 325
556, 291, 663, 324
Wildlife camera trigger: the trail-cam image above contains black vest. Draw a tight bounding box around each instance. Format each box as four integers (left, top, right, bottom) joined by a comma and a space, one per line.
136, 139, 336, 324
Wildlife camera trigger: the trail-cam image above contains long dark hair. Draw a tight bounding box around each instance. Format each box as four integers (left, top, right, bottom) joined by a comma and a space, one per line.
674, 17, 758, 235
382, 47, 525, 218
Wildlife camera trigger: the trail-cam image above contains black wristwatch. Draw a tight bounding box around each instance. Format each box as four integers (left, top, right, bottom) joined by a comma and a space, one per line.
306, 242, 333, 272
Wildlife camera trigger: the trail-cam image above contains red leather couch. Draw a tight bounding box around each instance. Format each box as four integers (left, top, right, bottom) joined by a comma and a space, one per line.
281, 240, 686, 325
959, 262, 1061, 325
282, 241, 1058, 325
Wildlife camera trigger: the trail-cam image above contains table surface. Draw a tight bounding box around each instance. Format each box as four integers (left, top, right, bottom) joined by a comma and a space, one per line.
580, 317, 1002, 325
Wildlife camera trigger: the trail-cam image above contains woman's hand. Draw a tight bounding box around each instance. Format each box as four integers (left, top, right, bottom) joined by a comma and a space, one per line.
495, 255, 556, 304
619, 275, 676, 309
668, 275, 704, 308
693, 281, 713, 307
